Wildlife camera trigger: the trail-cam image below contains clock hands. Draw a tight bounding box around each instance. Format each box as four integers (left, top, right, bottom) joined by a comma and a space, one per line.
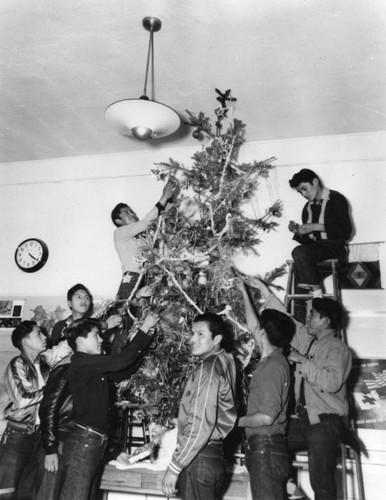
29, 253, 39, 261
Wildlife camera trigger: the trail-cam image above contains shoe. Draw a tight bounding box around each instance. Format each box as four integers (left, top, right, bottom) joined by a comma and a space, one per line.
297, 283, 315, 291
286, 479, 305, 499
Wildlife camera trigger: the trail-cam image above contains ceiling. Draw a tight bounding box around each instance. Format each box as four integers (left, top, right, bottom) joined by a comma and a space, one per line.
1, 0, 386, 163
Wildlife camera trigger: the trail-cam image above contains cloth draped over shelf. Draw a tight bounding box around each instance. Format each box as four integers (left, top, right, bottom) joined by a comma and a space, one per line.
340, 241, 383, 289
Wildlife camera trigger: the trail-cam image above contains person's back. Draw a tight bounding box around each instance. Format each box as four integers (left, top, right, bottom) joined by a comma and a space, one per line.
236, 287, 296, 500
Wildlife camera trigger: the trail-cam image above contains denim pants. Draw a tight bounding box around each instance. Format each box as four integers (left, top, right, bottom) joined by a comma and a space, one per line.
58, 426, 107, 500
287, 415, 341, 500
31, 440, 65, 500
292, 240, 346, 287
245, 434, 289, 500
0, 424, 40, 500
179, 441, 225, 500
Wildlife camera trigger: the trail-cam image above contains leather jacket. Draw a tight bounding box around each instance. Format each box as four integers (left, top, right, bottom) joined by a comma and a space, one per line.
4, 353, 50, 425
39, 360, 75, 454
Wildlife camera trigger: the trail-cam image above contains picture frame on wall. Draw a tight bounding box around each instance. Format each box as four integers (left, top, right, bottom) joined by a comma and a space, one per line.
350, 358, 386, 430
0, 299, 25, 329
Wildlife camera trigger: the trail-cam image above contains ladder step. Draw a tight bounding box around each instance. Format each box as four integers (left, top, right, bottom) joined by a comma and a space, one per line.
286, 293, 337, 300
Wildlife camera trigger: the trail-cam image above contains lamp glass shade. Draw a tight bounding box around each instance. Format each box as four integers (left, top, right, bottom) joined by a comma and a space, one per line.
105, 99, 181, 139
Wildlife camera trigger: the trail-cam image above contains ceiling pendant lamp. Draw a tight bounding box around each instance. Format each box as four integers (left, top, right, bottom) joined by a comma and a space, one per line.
105, 17, 181, 141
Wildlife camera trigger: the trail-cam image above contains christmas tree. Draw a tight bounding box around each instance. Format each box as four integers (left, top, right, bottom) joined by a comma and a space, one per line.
116, 89, 285, 426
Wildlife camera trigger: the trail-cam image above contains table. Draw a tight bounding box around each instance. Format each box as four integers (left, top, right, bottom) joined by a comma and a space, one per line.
100, 464, 252, 499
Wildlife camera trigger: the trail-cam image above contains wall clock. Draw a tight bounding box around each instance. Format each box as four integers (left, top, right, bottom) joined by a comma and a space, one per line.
15, 238, 49, 273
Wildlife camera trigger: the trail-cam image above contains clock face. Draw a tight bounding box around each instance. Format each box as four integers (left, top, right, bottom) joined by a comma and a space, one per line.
15, 239, 49, 273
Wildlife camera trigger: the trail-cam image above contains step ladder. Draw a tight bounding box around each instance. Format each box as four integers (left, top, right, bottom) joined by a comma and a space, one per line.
285, 259, 344, 334
285, 258, 341, 307
285, 259, 365, 500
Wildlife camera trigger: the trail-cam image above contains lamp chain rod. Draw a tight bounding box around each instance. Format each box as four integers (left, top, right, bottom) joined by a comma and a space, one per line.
142, 30, 154, 98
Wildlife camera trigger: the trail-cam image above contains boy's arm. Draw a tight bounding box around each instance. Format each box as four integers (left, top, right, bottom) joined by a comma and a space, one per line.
39, 365, 69, 455
41, 340, 72, 368
240, 276, 310, 352
236, 279, 260, 340
117, 178, 178, 239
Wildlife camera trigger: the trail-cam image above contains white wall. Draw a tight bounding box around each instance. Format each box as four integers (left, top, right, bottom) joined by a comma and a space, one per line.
1, 131, 385, 304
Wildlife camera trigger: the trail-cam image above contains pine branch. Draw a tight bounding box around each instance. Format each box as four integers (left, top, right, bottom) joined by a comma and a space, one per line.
216, 213, 232, 239
217, 305, 249, 333
219, 133, 238, 193
164, 268, 204, 314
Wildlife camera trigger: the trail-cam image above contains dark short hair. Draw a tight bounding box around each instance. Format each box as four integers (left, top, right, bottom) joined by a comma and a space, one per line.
312, 298, 342, 331
66, 283, 93, 316
289, 169, 322, 189
260, 309, 295, 348
11, 320, 37, 351
194, 313, 235, 352
66, 318, 101, 351
111, 203, 138, 227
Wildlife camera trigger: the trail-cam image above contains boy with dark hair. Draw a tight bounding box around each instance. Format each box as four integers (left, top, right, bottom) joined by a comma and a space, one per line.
237, 280, 295, 500
0, 321, 49, 498
58, 313, 159, 500
112, 178, 177, 300
288, 168, 352, 299
247, 277, 352, 500
162, 313, 237, 500
50, 283, 93, 346
50, 283, 121, 350
287, 296, 351, 500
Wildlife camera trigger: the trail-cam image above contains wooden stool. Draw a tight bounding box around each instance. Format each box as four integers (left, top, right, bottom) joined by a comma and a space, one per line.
122, 406, 149, 454
285, 259, 341, 324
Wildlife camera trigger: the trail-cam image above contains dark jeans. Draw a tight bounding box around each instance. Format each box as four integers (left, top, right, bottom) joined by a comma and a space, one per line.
292, 240, 346, 287
58, 426, 107, 500
15, 439, 64, 500
0, 424, 40, 500
245, 433, 289, 500
179, 441, 225, 500
287, 415, 341, 500
34, 441, 65, 500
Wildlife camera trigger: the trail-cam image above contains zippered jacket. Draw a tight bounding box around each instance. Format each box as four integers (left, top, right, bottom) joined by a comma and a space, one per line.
168, 349, 237, 475
4, 353, 49, 425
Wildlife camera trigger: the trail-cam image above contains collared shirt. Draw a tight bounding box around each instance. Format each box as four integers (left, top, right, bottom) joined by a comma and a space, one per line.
168, 349, 237, 475
245, 348, 290, 438
51, 317, 73, 346
305, 187, 330, 240
294, 330, 352, 424
293, 188, 352, 245
113, 207, 158, 274
264, 294, 352, 424
69, 330, 152, 433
